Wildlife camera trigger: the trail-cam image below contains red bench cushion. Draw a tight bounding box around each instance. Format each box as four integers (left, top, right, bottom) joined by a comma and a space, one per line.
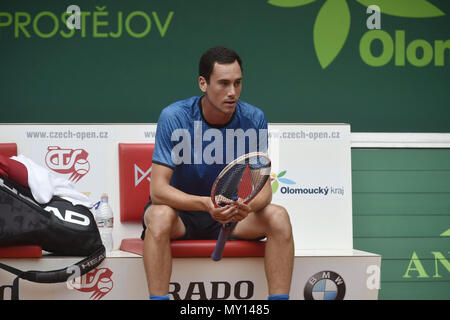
0, 245, 43, 258
0, 143, 17, 158
120, 238, 265, 258
118, 143, 154, 222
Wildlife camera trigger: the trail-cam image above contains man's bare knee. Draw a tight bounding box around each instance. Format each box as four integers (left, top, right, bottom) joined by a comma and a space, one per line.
144, 205, 178, 241
265, 205, 293, 240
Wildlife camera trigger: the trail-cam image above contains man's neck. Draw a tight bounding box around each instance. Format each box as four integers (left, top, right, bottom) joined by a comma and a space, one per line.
200, 96, 234, 126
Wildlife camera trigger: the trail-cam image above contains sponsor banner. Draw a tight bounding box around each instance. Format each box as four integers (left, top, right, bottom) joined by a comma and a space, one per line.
1, 1, 449, 132
269, 124, 352, 250
0, 123, 353, 250
0, 254, 380, 300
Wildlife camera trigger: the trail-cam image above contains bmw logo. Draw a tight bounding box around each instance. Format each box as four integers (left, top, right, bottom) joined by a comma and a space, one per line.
304, 271, 346, 300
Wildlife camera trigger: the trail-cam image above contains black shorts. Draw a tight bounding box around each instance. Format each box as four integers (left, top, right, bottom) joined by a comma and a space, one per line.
140, 197, 222, 241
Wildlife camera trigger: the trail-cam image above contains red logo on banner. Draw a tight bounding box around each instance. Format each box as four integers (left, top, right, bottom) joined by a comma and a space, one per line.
73, 268, 114, 300
45, 146, 90, 182
118, 143, 154, 222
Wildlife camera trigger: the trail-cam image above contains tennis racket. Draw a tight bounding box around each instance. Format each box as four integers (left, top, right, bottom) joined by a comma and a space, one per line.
210, 152, 271, 261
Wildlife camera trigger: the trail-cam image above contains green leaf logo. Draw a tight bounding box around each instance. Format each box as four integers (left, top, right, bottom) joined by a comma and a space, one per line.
271, 170, 296, 194
314, 0, 351, 69
268, 0, 445, 69
271, 179, 279, 193
277, 170, 287, 178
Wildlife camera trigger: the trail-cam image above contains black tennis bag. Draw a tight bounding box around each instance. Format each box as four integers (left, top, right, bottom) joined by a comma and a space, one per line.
0, 175, 105, 286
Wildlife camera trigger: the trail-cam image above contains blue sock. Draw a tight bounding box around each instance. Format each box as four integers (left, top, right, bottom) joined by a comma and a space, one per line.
268, 294, 290, 300
150, 294, 170, 300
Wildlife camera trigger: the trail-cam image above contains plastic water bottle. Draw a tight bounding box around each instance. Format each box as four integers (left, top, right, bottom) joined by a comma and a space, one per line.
95, 193, 114, 252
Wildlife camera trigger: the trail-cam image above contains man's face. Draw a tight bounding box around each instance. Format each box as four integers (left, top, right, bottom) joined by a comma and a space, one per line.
199, 60, 242, 115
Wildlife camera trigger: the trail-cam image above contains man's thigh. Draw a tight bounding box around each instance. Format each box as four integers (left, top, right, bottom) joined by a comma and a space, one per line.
143, 204, 187, 240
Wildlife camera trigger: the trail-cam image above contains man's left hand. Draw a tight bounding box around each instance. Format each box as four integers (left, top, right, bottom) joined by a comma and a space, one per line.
229, 198, 252, 222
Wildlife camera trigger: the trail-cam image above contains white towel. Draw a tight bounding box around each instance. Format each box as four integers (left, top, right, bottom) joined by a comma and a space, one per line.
12, 154, 93, 208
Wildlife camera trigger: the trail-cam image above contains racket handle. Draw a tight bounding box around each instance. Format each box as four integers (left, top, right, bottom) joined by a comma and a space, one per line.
211, 223, 236, 261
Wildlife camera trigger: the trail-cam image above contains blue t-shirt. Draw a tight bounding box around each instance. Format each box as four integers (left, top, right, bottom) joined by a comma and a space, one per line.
152, 96, 268, 198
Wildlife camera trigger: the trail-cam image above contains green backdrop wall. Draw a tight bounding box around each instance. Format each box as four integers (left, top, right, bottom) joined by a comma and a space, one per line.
1, 0, 449, 132
352, 148, 450, 300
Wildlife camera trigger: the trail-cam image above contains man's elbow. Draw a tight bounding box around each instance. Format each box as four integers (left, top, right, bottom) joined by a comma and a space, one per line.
150, 183, 164, 204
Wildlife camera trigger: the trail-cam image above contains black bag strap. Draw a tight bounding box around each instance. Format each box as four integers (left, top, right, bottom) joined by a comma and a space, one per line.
0, 245, 105, 284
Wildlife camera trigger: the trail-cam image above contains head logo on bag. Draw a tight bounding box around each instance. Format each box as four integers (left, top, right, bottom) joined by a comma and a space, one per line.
44, 205, 91, 227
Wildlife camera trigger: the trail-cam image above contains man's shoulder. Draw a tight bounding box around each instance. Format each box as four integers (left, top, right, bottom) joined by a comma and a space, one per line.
237, 100, 266, 123
158, 96, 200, 124
162, 96, 199, 115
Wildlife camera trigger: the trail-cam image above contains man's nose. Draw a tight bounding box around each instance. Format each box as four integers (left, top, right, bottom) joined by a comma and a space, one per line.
228, 85, 236, 97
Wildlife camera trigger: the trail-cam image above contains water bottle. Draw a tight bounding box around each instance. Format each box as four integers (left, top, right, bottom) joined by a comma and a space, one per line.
95, 193, 114, 252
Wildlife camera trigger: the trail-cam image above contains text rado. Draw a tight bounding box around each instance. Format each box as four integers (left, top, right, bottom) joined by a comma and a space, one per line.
169, 281, 254, 300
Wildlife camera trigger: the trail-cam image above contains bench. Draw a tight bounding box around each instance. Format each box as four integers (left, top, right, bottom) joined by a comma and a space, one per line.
117, 143, 265, 258
0, 124, 381, 300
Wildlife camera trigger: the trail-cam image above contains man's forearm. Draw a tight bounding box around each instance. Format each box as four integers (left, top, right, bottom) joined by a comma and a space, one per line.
150, 183, 208, 212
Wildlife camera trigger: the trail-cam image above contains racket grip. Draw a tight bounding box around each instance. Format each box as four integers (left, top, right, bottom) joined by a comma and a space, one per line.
211, 223, 236, 261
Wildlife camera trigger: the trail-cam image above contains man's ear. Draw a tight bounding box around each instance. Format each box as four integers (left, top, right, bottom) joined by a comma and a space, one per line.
198, 76, 207, 93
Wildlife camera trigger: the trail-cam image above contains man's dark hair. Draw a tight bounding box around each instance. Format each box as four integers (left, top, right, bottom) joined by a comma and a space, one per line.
199, 46, 243, 83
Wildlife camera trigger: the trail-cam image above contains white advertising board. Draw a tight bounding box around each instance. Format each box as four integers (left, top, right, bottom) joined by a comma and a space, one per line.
0, 252, 380, 300
0, 123, 352, 251
0, 123, 381, 300
268, 124, 352, 250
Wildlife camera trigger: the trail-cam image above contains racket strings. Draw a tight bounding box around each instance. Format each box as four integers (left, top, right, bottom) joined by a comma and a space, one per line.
213, 155, 270, 206
215, 163, 246, 205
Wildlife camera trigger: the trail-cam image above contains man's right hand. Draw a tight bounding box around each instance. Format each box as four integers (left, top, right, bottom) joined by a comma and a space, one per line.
203, 197, 238, 224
